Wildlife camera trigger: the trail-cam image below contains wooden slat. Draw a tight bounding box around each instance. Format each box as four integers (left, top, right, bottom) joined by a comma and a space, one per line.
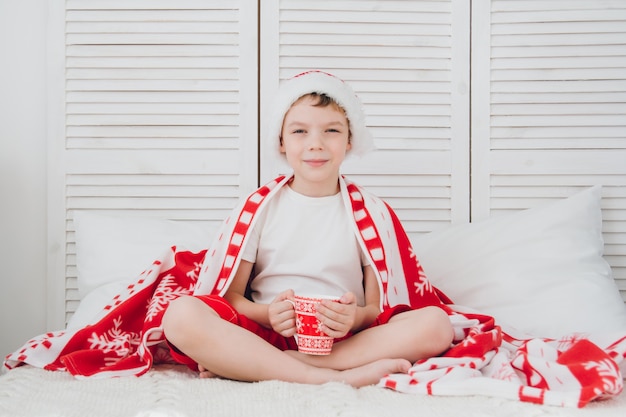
471, 0, 626, 303
262, 0, 469, 226
54, 0, 258, 325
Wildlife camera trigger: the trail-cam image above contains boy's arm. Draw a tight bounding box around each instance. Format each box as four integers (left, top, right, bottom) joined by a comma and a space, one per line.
351, 265, 381, 332
318, 265, 380, 337
222, 260, 271, 327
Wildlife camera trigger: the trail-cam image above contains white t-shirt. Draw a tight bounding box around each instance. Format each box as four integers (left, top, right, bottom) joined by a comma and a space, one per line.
241, 186, 368, 305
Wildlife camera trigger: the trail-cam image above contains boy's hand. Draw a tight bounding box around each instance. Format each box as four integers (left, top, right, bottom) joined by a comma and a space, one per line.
268, 289, 296, 337
316, 292, 357, 338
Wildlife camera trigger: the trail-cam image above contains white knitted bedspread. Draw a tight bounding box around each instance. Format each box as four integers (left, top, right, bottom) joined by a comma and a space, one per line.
1, 365, 625, 417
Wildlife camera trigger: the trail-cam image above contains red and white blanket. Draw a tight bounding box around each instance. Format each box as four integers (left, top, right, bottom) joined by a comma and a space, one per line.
4, 175, 626, 408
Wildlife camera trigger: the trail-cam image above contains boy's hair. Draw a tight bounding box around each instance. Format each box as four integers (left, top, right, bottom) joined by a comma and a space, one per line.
301, 92, 340, 108
266, 71, 375, 171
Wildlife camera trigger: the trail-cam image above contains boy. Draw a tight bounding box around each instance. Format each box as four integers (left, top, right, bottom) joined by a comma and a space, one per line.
162, 70, 454, 387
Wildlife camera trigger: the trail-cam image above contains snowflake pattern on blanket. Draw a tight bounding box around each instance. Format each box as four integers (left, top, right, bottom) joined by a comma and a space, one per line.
4, 175, 626, 408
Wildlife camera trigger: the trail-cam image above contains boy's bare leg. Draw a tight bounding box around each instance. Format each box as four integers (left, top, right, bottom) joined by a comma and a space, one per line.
288, 306, 454, 370
162, 296, 411, 387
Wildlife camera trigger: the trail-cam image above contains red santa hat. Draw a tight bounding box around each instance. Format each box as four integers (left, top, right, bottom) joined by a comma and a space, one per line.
265, 70, 376, 166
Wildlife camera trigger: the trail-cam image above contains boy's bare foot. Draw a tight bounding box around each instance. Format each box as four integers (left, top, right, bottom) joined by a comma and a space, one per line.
334, 358, 411, 388
197, 356, 409, 387
197, 364, 218, 379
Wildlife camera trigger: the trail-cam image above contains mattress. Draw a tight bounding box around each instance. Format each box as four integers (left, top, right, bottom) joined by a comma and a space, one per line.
1, 364, 625, 417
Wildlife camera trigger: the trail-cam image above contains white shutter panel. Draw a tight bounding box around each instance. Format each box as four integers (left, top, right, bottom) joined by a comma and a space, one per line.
48, 0, 258, 327
471, 0, 626, 301
260, 0, 470, 242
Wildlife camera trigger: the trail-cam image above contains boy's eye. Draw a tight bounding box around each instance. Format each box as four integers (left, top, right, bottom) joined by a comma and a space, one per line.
326, 128, 340, 133
292, 129, 306, 134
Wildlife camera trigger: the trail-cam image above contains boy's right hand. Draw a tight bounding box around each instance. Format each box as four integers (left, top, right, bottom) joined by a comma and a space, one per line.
268, 289, 296, 337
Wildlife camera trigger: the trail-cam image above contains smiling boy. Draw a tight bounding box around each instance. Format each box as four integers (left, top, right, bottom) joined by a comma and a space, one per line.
162, 71, 454, 387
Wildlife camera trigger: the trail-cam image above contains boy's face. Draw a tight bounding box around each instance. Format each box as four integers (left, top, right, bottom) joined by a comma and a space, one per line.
280, 96, 352, 196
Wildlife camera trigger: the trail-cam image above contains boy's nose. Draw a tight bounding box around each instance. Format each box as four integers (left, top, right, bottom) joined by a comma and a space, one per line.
307, 131, 323, 149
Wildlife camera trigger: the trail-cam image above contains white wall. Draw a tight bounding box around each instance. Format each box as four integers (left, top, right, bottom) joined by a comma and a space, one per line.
0, 1, 48, 357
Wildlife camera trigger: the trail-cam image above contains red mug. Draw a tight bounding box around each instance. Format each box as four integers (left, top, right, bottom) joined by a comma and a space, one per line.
287, 294, 340, 355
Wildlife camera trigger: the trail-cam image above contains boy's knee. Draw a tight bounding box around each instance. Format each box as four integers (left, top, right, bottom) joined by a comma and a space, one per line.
437, 309, 455, 348
162, 296, 195, 341
162, 296, 222, 342
423, 306, 454, 350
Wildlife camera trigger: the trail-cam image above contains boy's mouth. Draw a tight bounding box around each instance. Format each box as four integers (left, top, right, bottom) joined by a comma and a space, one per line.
303, 159, 328, 167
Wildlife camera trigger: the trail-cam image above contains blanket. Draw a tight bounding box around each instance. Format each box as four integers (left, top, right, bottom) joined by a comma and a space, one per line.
4, 175, 626, 408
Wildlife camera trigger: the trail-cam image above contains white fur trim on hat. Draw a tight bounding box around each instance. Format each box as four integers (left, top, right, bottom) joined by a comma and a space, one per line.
265, 70, 376, 166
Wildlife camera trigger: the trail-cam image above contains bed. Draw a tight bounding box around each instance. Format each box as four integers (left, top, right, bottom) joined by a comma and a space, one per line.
1, 363, 625, 417
2, 184, 626, 417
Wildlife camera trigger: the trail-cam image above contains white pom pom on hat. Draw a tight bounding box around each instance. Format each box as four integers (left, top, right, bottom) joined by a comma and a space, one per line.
265, 70, 376, 164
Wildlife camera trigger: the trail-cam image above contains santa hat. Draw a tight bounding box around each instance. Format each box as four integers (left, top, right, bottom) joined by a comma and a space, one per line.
265, 70, 376, 165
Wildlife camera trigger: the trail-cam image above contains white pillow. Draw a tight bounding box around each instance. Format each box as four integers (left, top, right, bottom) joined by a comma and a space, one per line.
67, 281, 127, 329
73, 211, 212, 298
413, 185, 626, 339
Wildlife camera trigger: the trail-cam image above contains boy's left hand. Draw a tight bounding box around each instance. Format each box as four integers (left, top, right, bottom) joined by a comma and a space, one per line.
316, 292, 357, 338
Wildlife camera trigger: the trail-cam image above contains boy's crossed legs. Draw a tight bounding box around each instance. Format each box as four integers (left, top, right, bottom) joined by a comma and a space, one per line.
162, 295, 453, 388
